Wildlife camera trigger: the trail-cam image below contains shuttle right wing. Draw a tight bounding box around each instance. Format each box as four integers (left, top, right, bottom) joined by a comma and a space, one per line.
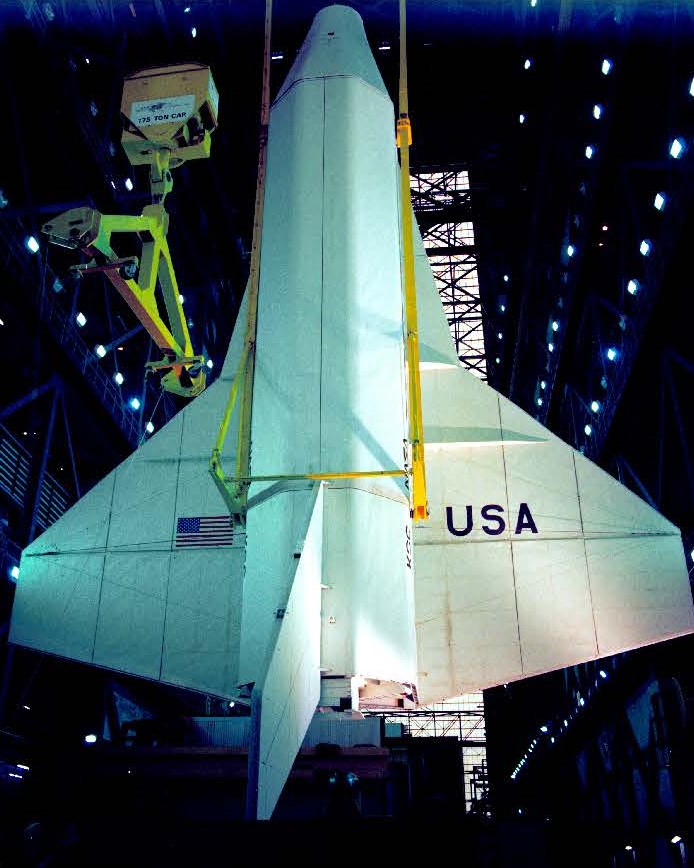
412, 220, 694, 705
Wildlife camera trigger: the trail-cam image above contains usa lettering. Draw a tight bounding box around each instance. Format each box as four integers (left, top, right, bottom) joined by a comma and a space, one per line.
445, 503, 538, 537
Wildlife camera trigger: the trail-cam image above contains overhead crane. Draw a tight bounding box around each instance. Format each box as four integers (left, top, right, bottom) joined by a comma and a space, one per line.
42, 62, 218, 399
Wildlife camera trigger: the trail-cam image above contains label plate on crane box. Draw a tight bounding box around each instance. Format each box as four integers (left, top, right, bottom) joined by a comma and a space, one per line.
130, 94, 196, 127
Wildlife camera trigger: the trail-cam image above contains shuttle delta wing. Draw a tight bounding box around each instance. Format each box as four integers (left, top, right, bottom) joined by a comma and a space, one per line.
413, 245, 694, 704
9, 297, 249, 697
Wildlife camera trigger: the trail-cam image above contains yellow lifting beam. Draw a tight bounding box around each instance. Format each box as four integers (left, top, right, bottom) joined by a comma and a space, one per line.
209, 0, 273, 522
397, 0, 428, 522
210, 0, 428, 525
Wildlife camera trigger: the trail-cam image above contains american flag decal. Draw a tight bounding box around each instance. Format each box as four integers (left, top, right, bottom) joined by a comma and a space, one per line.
175, 515, 235, 548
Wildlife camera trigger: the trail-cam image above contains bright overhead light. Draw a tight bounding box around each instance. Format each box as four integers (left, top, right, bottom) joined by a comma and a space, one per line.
114, 372, 124, 385
548, 342, 554, 353
377, 42, 390, 52
606, 347, 618, 361
84, 734, 97, 744
602, 224, 608, 231
627, 279, 639, 295
625, 845, 633, 852
690, 77, 694, 97
540, 380, 546, 390
530, 0, 537, 6
567, 244, 575, 257
495, 356, 500, 364
95, 344, 106, 358
10, 565, 19, 580
124, 177, 133, 191
25, 235, 40, 254
601, 58, 613, 75
145, 421, 154, 434
129, 397, 141, 411
503, 274, 509, 282
519, 113, 526, 124
497, 331, 503, 340
590, 400, 600, 413
75, 312, 87, 327
0, 318, 4, 326
524, 58, 532, 70
671, 835, 682, 845
584, 424, 592, 436
670, 137, 685, 159
593, 103, 603, 119
184, 5, 191, 11
537, 397, 543, 406
271, 51, 284, 60
639, 239, 652, 256
540, 725, 548, 733
552, 320, 559, 332
654, 192, 666, 211
206, 358, 214, 369
599, 669, 608, 678
500, 303, 506, 312
191, 26, 197, 37
585, 145, 594, 159
178, 294, 185, 303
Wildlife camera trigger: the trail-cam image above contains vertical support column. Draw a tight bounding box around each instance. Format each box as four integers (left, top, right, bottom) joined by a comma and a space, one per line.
28, 384, 59, 544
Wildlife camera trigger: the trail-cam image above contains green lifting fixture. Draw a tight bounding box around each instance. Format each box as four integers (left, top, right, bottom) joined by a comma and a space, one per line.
42, 63, 219, 398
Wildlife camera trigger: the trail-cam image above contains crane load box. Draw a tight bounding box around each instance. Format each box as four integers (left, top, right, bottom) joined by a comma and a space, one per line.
121, 62, 219, 167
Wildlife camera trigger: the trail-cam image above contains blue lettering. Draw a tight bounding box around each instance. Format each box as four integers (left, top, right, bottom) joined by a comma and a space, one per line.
446, 505, 473, 537
515, 502, 538, 534
481, 504, 506, 536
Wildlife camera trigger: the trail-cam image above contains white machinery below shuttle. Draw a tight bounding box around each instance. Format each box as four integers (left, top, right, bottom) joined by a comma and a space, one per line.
9, 5, 694, 819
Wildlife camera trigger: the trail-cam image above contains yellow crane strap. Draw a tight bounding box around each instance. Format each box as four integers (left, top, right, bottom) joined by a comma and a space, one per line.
398, 0, 428, 522
223, 469, 407, 483
235, 0, 273, 501
210, 0, 273, 520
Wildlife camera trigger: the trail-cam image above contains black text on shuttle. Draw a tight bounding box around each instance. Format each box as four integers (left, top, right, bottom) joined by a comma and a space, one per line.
445, 504, 538, 537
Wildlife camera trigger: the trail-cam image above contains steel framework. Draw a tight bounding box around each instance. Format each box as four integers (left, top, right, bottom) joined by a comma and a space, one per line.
411, 169, 487, 380
367, 691, 489, 813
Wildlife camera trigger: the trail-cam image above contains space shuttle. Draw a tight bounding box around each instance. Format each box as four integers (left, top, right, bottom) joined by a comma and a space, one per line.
9, 5, 694, 819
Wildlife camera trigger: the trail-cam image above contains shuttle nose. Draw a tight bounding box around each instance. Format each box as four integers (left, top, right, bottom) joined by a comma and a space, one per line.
275, 4, 389, 102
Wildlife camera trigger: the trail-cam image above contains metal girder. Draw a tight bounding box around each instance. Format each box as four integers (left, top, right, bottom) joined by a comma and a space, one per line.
412, 168, 487, 381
